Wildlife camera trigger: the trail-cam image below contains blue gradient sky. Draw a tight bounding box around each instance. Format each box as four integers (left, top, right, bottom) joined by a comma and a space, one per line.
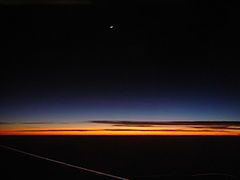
1, 92, 240, 124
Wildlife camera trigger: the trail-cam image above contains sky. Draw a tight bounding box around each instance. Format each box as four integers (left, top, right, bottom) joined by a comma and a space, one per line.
0, 1, 240, 135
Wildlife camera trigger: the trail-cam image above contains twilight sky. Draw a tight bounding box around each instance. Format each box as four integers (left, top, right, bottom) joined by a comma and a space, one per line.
0, 1, 240, 135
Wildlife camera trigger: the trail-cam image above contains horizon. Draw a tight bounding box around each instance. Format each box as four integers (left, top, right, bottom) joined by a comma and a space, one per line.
1, 120, 240, 136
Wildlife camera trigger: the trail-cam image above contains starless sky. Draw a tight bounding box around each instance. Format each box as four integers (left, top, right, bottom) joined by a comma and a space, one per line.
0, 1, 240, 135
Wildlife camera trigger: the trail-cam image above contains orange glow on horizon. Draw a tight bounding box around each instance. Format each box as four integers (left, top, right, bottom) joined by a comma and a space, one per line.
1, 122, 240, 136
1, 128, 240, 136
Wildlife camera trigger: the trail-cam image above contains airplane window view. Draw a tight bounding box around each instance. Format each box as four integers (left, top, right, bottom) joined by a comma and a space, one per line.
0, 1, 240, 179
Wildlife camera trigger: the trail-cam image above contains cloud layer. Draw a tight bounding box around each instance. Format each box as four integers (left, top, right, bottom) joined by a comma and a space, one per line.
1, 120, 240, 135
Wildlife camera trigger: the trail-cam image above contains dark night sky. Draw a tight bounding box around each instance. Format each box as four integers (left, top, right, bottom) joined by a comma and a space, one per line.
0, 1, 240, 124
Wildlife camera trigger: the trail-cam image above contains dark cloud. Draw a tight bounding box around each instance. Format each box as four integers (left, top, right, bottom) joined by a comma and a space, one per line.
113, 124, 158, 127
90, 120, 240, 127
191, 125, 240, 130
90, 120, 240, 134
103, 129, 234, 133
0, 122, 13, 124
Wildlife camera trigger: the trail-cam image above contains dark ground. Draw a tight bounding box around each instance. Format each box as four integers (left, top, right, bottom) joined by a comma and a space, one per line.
0, 136, 240, 180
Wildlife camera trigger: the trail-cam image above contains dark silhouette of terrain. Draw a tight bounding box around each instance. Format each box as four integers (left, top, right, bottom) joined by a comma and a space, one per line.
0, 136, 239, 179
